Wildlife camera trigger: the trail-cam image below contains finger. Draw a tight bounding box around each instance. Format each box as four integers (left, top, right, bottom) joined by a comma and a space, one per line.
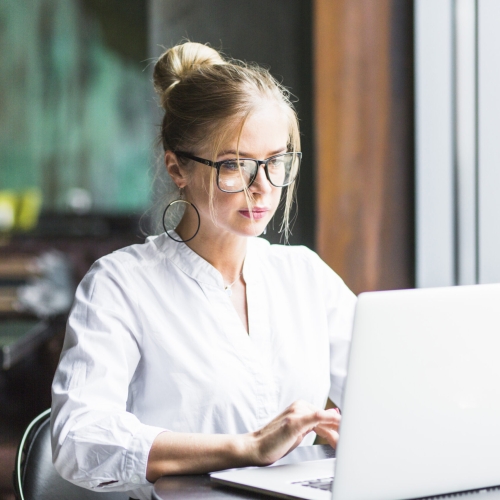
325, 408, 341, 418
314, 422, 340, 436
272, 413, 328, 454
314, 413, 341, 437
252, 402, 338, 465
283, 411, 339, 441
314, 410, 341, 427
260, 403, 332, 443
316, 412, 341, 430
294, 406, 335, 434
315, 428, 340, 448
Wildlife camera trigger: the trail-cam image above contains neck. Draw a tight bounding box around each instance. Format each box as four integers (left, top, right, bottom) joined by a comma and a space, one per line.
180, 227, 247, 282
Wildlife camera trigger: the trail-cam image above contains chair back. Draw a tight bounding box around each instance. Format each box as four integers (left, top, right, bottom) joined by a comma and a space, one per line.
14, 409, 129, 500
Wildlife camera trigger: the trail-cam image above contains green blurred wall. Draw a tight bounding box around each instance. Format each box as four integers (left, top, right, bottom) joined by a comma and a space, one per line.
0, 0, 152, 212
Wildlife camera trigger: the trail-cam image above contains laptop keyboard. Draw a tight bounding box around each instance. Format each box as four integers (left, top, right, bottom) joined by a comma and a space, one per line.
292, 477, 334, 492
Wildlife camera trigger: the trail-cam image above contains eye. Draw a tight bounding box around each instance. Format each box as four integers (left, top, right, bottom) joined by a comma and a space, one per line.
221, 161, 241, 172
268, 157, 285, 169
221, 160, 254, 173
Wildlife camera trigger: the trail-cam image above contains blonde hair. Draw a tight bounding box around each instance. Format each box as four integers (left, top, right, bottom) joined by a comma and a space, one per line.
152, 42, 301, 241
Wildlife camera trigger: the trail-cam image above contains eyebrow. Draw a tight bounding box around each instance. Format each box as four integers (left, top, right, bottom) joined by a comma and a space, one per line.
218, 147, 287, 158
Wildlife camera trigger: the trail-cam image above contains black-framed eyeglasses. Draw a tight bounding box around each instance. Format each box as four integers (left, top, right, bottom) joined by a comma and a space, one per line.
174, 151, 302, 193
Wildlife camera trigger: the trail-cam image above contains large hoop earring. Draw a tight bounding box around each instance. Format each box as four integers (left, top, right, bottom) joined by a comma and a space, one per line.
162, 192, 200, 243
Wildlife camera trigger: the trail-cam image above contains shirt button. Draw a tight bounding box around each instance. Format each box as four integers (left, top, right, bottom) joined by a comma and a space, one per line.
131, 474, 141, 484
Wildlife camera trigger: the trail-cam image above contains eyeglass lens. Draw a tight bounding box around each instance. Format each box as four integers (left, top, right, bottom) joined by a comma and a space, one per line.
218, 153, 300, 192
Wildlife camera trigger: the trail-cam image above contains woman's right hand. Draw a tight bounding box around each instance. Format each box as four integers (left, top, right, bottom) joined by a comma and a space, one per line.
146, 400, 340, 481
245, 400, 341, 466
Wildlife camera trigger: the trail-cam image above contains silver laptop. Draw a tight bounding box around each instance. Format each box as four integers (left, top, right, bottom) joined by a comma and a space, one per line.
211, 284, 500, 500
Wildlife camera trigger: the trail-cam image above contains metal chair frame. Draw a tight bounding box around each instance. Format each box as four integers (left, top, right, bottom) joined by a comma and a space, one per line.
14, 408, 51, 500
13, 408, 128, 500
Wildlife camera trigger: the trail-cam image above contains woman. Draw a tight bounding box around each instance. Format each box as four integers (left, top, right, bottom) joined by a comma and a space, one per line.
51, 42, 357, 500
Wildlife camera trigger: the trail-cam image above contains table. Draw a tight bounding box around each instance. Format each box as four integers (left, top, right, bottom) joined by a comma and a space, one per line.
153, 444, 335, 500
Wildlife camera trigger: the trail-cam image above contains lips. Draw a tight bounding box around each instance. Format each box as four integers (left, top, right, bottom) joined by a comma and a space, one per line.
239, 208, 269, 220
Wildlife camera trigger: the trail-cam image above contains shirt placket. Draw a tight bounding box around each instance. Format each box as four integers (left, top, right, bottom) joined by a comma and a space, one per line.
203, 279, 279, 428
246, 279, 280, 425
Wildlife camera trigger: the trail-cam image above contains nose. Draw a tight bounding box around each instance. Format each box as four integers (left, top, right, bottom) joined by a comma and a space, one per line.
249, 164, 273, 193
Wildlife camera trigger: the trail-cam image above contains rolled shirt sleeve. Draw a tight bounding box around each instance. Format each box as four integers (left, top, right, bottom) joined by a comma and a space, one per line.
310, 251, 357, 408
327, 279, 357, 408
51, 258, 166, 491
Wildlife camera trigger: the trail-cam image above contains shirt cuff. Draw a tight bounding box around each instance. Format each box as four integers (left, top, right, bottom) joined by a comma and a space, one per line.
123, 424, 169, 487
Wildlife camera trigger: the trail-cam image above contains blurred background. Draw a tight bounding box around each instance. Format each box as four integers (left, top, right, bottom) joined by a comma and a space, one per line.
1, 0, 499, 498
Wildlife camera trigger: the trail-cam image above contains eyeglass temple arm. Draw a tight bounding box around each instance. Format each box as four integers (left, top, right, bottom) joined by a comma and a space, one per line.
174, 152, 217, 168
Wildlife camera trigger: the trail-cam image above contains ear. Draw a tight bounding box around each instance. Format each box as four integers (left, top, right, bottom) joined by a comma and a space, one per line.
165, 151, 188, 189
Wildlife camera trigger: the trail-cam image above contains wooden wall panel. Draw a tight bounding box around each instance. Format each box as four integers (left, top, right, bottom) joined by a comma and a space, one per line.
314, 0, 414, 294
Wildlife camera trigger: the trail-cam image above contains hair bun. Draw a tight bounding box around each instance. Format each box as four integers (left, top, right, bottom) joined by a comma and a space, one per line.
153, 42, 225, 109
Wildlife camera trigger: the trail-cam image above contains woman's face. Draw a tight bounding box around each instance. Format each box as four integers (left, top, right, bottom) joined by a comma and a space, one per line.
181, 103, 289, 240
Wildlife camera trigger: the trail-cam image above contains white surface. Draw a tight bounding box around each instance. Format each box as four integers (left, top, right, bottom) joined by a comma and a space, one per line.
415, 0, 455, 288
455, 0, 477, 285
211, 459, 335, 500
478, 0, 500, 284
333, 284, 500, 500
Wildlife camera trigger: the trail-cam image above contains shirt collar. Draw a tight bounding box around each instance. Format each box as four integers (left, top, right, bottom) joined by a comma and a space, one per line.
151, 232, 268, 288
243, 236, 267, 285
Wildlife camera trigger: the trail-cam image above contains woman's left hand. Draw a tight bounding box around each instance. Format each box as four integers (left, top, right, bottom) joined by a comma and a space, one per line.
313, 408, 341, 447
246, 400, 342, 467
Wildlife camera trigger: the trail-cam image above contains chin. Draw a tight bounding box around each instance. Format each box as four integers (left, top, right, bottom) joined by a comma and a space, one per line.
234, 221, 269, 238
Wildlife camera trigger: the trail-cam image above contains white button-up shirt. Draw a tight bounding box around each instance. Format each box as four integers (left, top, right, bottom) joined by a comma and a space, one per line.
51, 233, 356, 499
